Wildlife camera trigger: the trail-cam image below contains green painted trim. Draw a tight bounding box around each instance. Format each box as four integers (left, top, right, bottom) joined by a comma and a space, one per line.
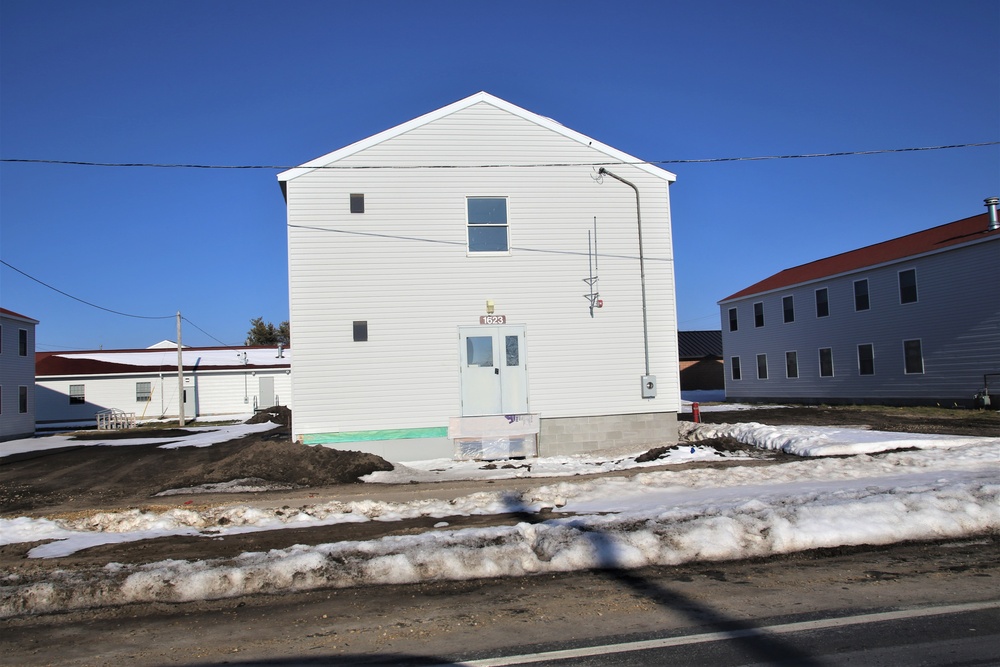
303, 426, 449, 445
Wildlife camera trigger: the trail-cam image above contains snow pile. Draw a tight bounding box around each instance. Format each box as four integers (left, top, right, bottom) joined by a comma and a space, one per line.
1, 434, 998, 617
680, 421, 997, 456
3, 472, 997, 617
0, 421, 278, 458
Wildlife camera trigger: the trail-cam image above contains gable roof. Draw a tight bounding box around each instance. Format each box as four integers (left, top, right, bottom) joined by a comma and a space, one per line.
720, 212, 998, 303
0, 307, 39, 325
277, 91, 676, 185
678, 330, 722, 359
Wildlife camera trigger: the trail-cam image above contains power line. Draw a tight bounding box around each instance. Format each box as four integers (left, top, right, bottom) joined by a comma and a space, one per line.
1, 259, 238, 346
1, 141, 996, 171
1, 259, 174, 320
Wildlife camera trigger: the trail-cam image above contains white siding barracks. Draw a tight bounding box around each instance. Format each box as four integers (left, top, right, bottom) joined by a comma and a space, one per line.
1, 308, 39, 441
35, 346, 291, 425
279, 92, 680, 461
719, 206, 1000, 406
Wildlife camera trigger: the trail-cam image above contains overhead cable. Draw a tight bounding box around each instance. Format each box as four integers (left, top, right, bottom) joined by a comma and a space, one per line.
1, 141, 996, 171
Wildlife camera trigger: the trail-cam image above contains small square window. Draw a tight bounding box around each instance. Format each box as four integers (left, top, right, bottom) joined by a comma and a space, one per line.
353, 321, 368, 342
350, 193, 365, 214
730, 356, 741, 381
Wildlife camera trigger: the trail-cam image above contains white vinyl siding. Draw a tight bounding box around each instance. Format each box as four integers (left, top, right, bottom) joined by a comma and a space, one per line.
284, 100, 678, 446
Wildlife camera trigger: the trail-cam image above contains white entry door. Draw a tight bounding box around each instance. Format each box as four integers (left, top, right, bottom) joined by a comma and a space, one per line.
258, 376, 275, 409
182, 379, 197, 418
459, 325, 528, 416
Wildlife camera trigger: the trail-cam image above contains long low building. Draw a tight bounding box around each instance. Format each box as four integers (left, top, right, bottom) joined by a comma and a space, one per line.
35, 344, 292, 426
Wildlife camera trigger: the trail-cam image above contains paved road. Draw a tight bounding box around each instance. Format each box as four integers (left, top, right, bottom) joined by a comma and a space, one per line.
2, 535, 997, 666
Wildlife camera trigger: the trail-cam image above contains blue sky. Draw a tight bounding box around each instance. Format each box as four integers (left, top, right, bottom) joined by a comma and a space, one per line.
1, 0, 997, 351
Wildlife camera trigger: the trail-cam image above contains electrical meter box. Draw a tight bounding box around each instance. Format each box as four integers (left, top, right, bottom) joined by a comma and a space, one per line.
641, 375, 657, 398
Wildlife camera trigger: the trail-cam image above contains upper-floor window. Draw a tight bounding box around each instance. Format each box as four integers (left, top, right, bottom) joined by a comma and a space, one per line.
854, 279, 870, 311
785, 351, 798, 378
467, 197, 509, 253
753, 302, 765, 328
69, 384, 85, 405
19, 329, 28, 356
903, 339, 924, 374
730, 356, 741, 381
858, 343, 875, 376
728, 308, 738, 332
782, 296, 794, 323
819, 347, 834, 377
899, 269, 918, 304
815, 288, 829, 317
756, 353, 768, 379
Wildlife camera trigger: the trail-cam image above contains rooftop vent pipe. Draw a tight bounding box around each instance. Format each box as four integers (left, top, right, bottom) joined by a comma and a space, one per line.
985, 197, 999, 231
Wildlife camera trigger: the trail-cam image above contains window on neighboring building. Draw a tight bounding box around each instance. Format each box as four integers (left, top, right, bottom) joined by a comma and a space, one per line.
730, 356, 741, 381
903, 339, 924, 374
858, 343, 875, 376
19, 329, 28, 356
0, 324, 3, 354
756, 353, 768, 379
815, 288, 829, 317
19, 386, 28, 414
782, 296, 794, 323
899, 269, 918, 304
728, 307, 738, 332
69, 384, 85, 405
136, 382, 152, 402
753, 302, 765, 328
819, 348, 834, 377
0, 385, 3, 413
854, 279, 870, 311
786, 351, 798, 378
350, 193, 365, 213
467, 197, 509, 253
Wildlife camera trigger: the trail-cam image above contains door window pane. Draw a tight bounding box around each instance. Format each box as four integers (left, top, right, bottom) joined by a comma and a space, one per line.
466, 336, 494, 367
505, 335, 519, 366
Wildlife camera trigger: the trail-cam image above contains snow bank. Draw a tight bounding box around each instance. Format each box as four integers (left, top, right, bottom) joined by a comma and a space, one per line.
3, 476, 997, 617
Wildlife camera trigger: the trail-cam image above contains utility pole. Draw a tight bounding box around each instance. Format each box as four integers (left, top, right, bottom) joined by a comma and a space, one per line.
177, 311, 185, 427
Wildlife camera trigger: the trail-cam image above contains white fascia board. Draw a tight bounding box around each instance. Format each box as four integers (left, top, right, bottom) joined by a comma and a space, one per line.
277, 91, 676, 183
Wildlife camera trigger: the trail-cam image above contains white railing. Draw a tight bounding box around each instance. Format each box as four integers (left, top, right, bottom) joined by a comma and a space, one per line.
96, 408, 136, 430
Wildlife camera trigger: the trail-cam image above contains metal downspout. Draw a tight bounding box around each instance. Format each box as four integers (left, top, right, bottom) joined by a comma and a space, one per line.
598, 167, 651, 377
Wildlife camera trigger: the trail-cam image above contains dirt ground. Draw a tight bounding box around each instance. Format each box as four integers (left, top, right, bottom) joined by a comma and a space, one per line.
1, 404, 996, 581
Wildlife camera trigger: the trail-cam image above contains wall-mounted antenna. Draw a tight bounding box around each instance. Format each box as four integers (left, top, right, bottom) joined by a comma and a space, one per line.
583, 216, 601, 317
